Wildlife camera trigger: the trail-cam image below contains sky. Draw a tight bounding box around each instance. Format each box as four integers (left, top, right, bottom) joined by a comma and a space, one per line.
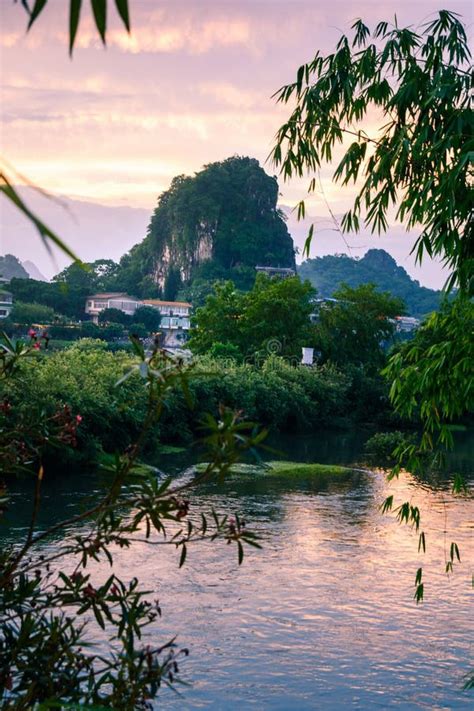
0, 0, 472, 284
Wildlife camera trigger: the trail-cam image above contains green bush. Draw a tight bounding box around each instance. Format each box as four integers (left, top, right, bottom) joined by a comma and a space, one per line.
3, 342, 390, 472
364, 430, 417, 468
9, 301, 56, 325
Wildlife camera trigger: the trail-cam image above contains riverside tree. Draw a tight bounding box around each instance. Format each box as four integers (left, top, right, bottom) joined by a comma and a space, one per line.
272, 9, 473, 623
271, 9, 472, 294
314, 284, 405, 370
188, 274, 315, 359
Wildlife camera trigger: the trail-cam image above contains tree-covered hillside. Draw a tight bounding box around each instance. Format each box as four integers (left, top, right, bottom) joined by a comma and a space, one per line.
115, 156, 296, 298
298, 249, 441, 317
0, 254, 29, 281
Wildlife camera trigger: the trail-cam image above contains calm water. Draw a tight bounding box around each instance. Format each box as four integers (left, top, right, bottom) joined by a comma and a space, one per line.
2, 431, 473, 709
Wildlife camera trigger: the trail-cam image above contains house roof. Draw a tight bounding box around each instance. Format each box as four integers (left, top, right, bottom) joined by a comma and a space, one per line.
86, 293, 138, 300
143, 300, 192, 308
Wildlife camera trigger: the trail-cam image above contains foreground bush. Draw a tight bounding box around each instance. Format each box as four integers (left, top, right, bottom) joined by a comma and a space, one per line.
1, 333, 263, 707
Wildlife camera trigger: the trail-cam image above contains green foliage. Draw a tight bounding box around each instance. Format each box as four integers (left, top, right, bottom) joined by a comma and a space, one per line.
20, 0, 131, 55
172, 355, 352, 435
189, 275, 315, 358
8, 278, 79, 319
129, 322, 148, 339
7, 260, 127, 320
364, 430, 416, 468
272, 11, 473, 294
98, 306, 132, 325
383, 296, 474, 458
207, 341, 243, 362
1, 331, 264, 706
314, 283, 405, 370
0, 254, 29, 280
299, 249, 441, 317
9, 300, 56, 325
116, 157, 296, 297
1, 340, 358, 466
188, 281, 245, 355
133, 305, 161, 332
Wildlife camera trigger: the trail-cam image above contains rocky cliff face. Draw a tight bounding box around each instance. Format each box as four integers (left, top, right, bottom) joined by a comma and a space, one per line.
119, 157, 296, 296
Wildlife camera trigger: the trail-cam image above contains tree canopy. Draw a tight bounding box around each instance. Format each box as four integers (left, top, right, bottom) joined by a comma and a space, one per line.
313, 283, 405, 370
188, 275, 315, 359
272, 11, 473, 294
298, 249, 441, 317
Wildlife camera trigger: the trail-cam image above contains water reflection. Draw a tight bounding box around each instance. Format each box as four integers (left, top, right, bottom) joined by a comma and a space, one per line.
1, 432, 472, 709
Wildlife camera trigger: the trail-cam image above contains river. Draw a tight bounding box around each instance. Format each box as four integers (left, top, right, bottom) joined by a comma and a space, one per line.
2, 430, 473, 709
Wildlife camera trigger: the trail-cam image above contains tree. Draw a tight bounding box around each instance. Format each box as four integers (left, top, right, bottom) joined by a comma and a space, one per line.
7, 278, 77, 319
98, 307, 132, 326
298, 249, 441, 318
383, 297, 474, 457
132, 306, 161, 332
188, 282, 246, 355
189, 275, 315, 359
9, 301, 56, 325
271, 11, 472, 294
0, 334, 263, 706
271, 10, 473, 615
240, 274, 315, 357
314, 284, 405, 370
163, 266, 182, 301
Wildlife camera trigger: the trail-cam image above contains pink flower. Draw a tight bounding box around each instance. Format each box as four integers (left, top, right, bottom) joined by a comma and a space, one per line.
76, 414, 83, 424
28, 328, 37, 339
33, 342, 41, 350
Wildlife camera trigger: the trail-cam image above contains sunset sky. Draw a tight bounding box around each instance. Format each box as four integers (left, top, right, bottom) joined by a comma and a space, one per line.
0, 0, 471, 282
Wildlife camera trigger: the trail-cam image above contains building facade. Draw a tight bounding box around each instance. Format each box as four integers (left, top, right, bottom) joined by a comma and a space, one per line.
85, 293, 142, 323
85, 294, 192, 347
0, 290, 13, 319
142, 300, 191, 347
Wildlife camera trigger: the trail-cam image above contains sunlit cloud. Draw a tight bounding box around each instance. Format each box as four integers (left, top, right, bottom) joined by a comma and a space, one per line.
1, 0, 469, 286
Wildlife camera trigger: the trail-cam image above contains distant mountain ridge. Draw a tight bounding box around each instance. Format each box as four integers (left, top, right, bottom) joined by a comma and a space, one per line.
0, 254, 48, 282
298, 249, 441, 317
22, 261, 48, 281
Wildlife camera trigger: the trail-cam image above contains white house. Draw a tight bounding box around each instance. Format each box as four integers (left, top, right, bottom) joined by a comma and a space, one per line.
0, 290, 13, 319
394, 316, 420, 333
84, 294, 192, 347
85, 293, 141, 323
142, 300, 192, 347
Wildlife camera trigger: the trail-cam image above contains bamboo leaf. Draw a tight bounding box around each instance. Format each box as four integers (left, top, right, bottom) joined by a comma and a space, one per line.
91, 0, 107, 44
0, 173, 80, 263
69, 0, 83, 55
114, 0, 130, 32
27, 0, 48, 30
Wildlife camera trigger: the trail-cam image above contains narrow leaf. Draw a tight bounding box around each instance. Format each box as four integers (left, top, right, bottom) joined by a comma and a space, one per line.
303, 224, 314, 258
0, 173, 80, 262
27, 0, 48, 30
91, 0, 107, 44
114, 0, 131, 31
69, 0, 83, 55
